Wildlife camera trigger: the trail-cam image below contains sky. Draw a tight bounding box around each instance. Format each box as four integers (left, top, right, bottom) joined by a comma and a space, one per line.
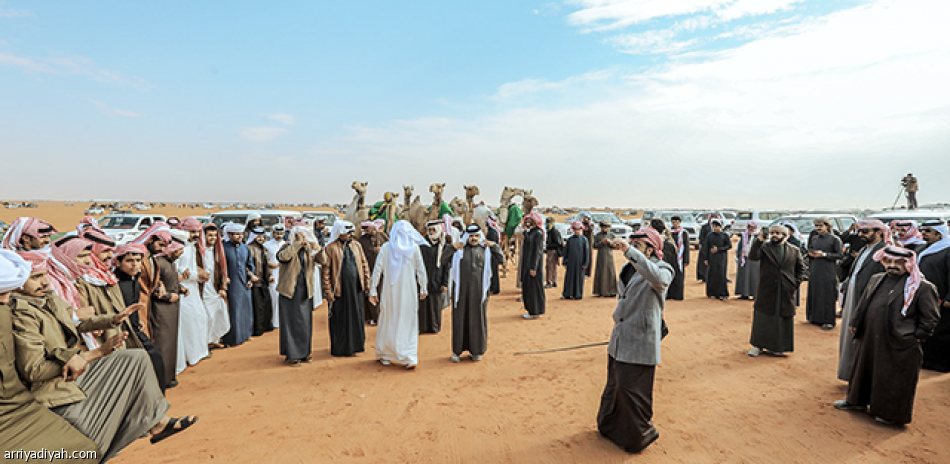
1, 0, 948, 210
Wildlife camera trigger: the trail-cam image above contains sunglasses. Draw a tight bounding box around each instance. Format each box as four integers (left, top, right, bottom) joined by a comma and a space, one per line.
857, 228, 871, 233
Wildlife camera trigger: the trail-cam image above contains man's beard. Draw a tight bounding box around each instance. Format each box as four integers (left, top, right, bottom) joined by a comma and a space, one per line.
769, 237, 784, 244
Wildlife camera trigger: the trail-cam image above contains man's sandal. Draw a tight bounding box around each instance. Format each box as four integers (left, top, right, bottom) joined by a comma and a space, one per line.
150, 416, 199, 444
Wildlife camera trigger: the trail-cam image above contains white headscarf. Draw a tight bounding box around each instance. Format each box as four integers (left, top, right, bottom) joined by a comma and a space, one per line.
919, 222, 950, 261
0, 250, 31, 293
386, 220, 428, 285
245, 212, 262, 226
289, 226, 317, 245
451, 228, 493, 304
246, 227, 265, 244
221, 223, 245, 242
327, 220, 355, 247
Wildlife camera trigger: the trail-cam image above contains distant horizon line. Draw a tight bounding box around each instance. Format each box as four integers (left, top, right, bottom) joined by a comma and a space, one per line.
2, 198, 947, 214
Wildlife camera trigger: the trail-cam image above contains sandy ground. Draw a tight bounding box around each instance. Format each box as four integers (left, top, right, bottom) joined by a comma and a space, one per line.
104, 246, 950, 463
4, 203, 948, 463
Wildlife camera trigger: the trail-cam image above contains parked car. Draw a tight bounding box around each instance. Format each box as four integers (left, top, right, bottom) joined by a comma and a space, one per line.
302, 211, 340, 226
643, 211, 702, 249
566, 211, 633, 239
84, 206, 105, 215
552, 223, 571, 246
99, 213, 168, 245
868, 209, 950, 227
131, 203, 151, 211
769, 214, 860, 247
733, 210, 787, 236
209, 210, 303, 231
623, 219, 641, 232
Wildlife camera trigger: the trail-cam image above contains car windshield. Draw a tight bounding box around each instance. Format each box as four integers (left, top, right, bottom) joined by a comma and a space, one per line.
737, 212, 752, 220
100, 216, 137, 229
591, 213, 622, 224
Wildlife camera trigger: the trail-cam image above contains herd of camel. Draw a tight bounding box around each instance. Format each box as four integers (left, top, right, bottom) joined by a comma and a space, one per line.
342, 181, 539, 269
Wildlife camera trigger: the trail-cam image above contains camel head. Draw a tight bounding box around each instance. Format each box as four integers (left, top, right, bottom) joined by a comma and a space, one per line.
524, 195, 539, 213
429, 183, 445, 200
464, 185, 480, 199
500, 185, 524, 203
351, 181, 368, 196
403, 185, 414, 199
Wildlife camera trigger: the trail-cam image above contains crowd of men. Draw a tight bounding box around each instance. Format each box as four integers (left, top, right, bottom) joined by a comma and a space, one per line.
0, 206, 947, 459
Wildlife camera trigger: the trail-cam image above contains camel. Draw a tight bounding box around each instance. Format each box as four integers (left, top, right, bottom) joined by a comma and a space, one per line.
523, 191, 538, 214
496, 186, 535, 280
344, 181, 370, 239
427, 183, 452, 221
449, 196, 469, 226
371, 191, 400, 235
461, 185, 480, 225
464, 185, 492, 234
400, 185, 429, 234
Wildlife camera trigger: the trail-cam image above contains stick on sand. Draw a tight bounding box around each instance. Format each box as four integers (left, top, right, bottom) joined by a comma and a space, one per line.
513, 341, 608, 355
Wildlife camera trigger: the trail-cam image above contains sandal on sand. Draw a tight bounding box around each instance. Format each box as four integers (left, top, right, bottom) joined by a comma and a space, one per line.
151, 416, 198, 444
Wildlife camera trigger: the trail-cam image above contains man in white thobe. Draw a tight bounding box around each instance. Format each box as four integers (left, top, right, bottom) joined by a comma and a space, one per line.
173, 222, 209, 373
369, 221, 429, 370
264, 224, 286, 328
202, 223, 230, 347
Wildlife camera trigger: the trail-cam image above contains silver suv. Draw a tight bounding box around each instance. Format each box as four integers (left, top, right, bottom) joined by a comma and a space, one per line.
567, 211, 633, 239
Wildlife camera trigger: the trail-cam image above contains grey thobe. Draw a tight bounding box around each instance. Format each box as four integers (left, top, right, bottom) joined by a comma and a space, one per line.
53, 349, 169, 462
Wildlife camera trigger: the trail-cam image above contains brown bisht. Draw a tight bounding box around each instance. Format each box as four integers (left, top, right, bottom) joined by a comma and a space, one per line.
592, 231, 617, 297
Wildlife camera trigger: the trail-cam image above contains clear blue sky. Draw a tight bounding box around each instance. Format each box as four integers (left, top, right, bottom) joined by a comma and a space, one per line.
2, 0, 948, 209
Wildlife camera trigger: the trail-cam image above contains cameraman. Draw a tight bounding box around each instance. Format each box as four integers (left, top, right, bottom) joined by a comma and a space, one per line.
901, 172, 919, 209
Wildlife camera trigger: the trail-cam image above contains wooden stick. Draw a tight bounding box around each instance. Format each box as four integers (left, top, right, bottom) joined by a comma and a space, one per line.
513, 341, 608, 355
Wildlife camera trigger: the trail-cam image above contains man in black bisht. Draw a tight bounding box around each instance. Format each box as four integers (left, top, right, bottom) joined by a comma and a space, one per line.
919, 220, 950, 372
667, 216, 690, 300
544, 217, 562, 289
113, 244, 167, 394
521, 213, 546, 319
834, 246, 939, 425
313, 218, 329, 247
838, 220, 888, 381
702, 219, 731, 301
450, 225, 505, 363
747, 225, 806, 357
247, 227, 274, 337
581, 214, 594, 278
806, 217, 844, 330
696, 214, 715, 282
485, 216, 503, 295
561, 222, 590, 300
419, 220, 453, 334
650, 219, 679, 300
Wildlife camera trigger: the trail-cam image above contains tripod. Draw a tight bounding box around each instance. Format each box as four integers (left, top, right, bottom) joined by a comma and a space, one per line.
891, 185, 907, 209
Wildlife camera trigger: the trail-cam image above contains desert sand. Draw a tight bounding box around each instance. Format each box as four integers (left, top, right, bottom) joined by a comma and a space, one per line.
4, 203, 948, 463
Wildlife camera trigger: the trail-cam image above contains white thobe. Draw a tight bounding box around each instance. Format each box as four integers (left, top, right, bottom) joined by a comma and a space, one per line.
264, 239, 283, 328
203, 248, 230, 344
176, 243, 209, 373
370, 243, 428, 366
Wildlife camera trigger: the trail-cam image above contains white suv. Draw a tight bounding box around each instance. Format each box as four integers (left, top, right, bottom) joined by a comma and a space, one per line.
99, 213, 168, 244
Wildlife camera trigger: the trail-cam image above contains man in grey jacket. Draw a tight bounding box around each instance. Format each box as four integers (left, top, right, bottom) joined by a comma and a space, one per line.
597, 227, 674, 454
